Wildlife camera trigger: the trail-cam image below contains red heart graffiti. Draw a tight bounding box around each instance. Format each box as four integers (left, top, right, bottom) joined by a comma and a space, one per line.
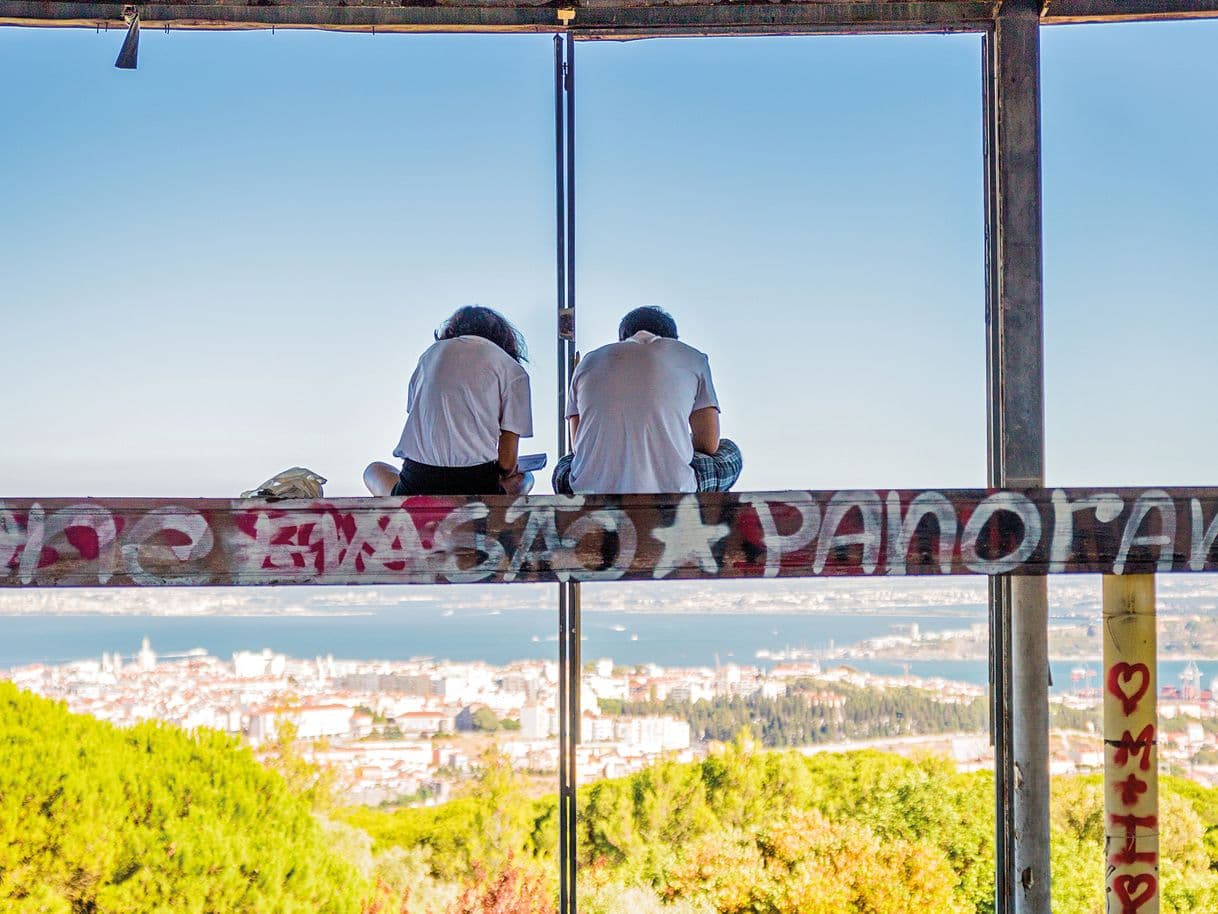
1113, 873, 1156, 914
1108, 662, 1150, 716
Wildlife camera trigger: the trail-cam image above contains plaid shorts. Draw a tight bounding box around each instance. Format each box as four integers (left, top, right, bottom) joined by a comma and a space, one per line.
691, 438, 743, 493
551, 438, 743, 495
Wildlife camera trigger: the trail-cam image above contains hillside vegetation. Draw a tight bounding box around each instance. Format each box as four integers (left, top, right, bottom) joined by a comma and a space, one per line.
349, 735, 1218, 914
6, 683, 1218, 914
0, 682, 366, 913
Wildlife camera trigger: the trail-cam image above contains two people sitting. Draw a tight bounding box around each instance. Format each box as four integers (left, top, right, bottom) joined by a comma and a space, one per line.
364, 304, 742, 498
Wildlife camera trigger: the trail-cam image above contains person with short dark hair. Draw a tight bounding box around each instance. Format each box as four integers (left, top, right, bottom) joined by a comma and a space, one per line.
365, 306, 534, 496
618, 305, 679, 342
552, 306, 742, 494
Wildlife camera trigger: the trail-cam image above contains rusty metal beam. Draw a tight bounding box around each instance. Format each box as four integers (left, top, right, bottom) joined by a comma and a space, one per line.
1, 487, 1215, 587
0, 2, 996, 36
986, 2, 1048, 910
2, 1, 1217, 35
1045, 0, 1218, 25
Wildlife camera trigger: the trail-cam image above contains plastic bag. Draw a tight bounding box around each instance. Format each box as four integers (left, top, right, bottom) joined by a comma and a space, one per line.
241, 467, 327, 499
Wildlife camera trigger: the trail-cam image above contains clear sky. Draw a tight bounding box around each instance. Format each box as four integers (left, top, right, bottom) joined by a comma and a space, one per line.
2, 20, 1216, 499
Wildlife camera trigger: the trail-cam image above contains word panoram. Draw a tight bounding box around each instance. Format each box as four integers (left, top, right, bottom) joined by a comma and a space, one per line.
2, 487, 1217, 587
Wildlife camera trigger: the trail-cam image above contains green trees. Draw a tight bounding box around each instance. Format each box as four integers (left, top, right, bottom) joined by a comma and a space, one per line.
471, 708, 502, 732
663, 810, 969, 914
1049, 774, 1218, 914
0, 682, 366, 914
360, 738, 1218, 914
9, 677, 1218, 914
344, 751, 552, 884
608, 680, 988, 748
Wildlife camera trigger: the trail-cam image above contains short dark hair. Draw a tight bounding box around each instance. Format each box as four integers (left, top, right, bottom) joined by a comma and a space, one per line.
437, 306, 528, 363
619, 306, 678, 341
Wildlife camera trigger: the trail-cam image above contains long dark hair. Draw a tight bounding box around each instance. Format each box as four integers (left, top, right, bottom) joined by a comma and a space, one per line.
437, 306, 528, 364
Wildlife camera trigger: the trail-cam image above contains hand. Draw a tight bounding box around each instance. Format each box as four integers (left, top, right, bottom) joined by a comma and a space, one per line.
499, 470, 534, 496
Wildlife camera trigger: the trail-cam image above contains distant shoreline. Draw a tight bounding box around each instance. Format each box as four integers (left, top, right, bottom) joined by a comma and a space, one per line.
0, 611, 375, 619
0, 607, 1204, 620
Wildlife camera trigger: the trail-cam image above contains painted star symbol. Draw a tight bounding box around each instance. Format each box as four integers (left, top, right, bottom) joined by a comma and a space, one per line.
651, 494, 730, 579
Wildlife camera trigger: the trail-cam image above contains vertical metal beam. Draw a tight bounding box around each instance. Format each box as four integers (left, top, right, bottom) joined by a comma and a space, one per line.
565, 31, 576, 343
982, 28, 1013, 914
563, 32, 581, 914
984, 2, 1048, 912
555, 32, 580, 914
566, 575, 581, 914
556, 33, 569, 461
553, 33, 573, 914
557, 580, 571, 914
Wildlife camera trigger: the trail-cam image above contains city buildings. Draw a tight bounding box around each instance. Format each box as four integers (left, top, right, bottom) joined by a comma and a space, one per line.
8, 637, 1218, 804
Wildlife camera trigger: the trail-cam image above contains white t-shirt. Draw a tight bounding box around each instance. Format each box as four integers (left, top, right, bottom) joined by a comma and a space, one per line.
565, 331, 719, 493
394, 335, 533, 468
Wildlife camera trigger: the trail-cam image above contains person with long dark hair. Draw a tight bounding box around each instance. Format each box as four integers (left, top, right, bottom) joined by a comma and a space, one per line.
364, 306, 534, 496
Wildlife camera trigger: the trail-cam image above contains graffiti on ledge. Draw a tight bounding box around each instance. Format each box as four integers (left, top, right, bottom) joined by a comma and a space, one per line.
2, 487, 1218, 587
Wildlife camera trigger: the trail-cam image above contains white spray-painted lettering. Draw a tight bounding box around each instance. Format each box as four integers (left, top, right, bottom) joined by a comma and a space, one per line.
566, 507, 639, 582
0, 504, 32, 582
435, 502, 506, 583
815, 491, 883, 575
1113, 490, 1176, 575
960, 492, 1042, 574
121, 507, 215, 585
5, 489, 1218, 586
236, 511, 319, 575
1190, 498, 1218, 572
885, 491, 957, 576
4, 504, 45, 584
1049, 490, 1125, 574
332, 509, 434, 577
503, 502, 568, 583
41, 504, 122, 584
740, 495, 821, 579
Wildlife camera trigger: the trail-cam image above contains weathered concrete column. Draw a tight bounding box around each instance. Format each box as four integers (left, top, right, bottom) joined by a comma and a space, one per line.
1103, 575, 1159, 914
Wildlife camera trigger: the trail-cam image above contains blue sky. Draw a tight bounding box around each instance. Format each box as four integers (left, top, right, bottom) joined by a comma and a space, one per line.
2, 21, 1216, 498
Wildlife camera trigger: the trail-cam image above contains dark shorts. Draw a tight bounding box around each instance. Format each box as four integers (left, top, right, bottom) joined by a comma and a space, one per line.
391, 458, 502, 497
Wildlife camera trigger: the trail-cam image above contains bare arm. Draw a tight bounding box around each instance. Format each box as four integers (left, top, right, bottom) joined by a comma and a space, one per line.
497, 431, 520, 475
565, 352, 582, 450
690, 407, 720, 455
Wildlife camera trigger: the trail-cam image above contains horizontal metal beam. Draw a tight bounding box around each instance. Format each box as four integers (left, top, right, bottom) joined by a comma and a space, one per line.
1044, 0, 1218, 24
2, 487, 1217, 587
1, 0, 1216, 34
0, 2, 996, 36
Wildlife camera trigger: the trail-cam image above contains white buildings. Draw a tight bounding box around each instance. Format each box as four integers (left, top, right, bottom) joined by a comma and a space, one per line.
394, 710, 454, 737
137, 637, 157, 673
232, 649, 287, 678
247, 703, 355, 743
12, 635, 1121, 804
581, 712, 691, 754
521, 704, 557, 739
